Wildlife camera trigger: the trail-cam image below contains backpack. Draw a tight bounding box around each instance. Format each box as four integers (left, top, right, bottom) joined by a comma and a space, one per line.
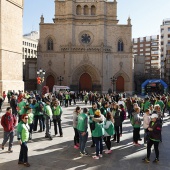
130, 115, 134, 126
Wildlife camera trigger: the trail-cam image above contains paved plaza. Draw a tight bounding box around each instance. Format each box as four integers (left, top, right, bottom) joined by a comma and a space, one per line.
0, 102, 170, 170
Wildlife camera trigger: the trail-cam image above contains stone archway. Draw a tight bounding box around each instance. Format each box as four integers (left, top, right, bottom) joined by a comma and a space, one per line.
46, 75, 55, 92
71, 64, 101, 91
79, 73, 92, 91
116, 76, 124, 92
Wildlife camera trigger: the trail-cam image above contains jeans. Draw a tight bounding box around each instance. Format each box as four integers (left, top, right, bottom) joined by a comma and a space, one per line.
29, 123, 34, 139
93, 136, 103, 156
78, 131, 88, 154
114, 126, 120, 142
103, 136, 111, 150
2, 131, 14, 149
53, 119, 63, 135
38, 115, 45, 131
74, 128, 79, 145
133, 127, 140, 143
147, 139, 159, 159
45, 116, 52, 137
19, 142, 28, 163
33, 115, 39, 131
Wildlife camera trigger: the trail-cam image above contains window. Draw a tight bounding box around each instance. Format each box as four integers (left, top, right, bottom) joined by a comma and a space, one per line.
76, 5, 81, 15
140, 44, 143, 47
145, 48, 150, 51
118, 40, 124, 52
23, 41, 24, 45
140, 49, 143, 51
145, 52, 150, 56
28, 49, 30, 53
47, 38, 53, 50
145, 43, 150, 47
168, 27, 170, 31
140, 53, 143, 55
91, 5, 96, 15
84, 5, 88, 15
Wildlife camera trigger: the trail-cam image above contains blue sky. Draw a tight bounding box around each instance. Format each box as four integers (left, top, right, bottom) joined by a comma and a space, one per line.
23, 0, 170, 38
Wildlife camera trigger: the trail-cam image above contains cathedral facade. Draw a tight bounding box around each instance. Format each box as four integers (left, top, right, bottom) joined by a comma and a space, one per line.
38, 0, 134, 94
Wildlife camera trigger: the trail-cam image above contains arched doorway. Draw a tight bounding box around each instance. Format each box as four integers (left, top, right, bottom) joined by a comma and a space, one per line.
116, 76, 124, 92
79, 73, 92, 92
46, 75, 55, 92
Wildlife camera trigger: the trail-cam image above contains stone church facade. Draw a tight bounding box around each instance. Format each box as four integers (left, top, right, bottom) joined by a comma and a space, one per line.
38, 0, 133, 94
0, 0, 24, 94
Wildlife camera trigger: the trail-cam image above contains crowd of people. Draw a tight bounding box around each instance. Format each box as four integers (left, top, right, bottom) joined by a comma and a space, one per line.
0, 90, 169, 166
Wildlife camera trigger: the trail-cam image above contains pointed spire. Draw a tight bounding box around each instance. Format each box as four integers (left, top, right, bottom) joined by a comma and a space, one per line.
40, 14, 44, 24
127, 16, 131, 25
114, 0, 117, 3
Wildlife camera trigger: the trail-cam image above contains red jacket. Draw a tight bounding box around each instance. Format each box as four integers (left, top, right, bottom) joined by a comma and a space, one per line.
1, 112, 17, 132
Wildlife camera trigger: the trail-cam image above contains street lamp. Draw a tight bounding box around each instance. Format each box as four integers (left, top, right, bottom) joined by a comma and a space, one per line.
37, 68, 46, 85
57, 76, 64, 85
110, 76, 117, 93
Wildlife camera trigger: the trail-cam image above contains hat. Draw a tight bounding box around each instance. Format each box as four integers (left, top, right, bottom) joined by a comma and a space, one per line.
151, 114, 158, 119
95, 110, 101, 117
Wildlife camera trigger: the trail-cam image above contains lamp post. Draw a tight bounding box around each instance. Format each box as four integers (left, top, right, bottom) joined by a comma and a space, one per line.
37, 68, 46, 94
110, 76, 117, 93
57, 76, 64, 85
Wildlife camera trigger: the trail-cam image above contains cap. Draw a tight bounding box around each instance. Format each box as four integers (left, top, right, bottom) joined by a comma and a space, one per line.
151, 113, 158, 119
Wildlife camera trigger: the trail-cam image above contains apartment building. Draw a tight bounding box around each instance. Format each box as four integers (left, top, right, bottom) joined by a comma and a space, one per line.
22, 31, 39, 91
133, 35, 160, 79
160, 18, 170, 85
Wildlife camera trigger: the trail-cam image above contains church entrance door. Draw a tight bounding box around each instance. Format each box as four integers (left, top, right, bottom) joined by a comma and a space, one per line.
116, 76, 124, 92
79, 73, 92, 92
46, 75, 55, 92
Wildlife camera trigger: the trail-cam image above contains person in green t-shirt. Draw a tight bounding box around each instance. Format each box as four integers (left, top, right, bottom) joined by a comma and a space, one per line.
77, 108, 89, 156
92, 109, 105, 160
17, 114, 30, 167
26, 107, 34, 140
52, 101, 63, 137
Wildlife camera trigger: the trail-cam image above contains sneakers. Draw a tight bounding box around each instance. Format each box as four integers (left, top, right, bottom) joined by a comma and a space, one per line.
80, 152, 89, 157
105, 150, 112, 154
24, 162, 30, 167
142, 157, 150, 163
90, 144, 95, 147
8, 149, 13, 153
76, 143, 80, 147
92, 155, 99, 160
18, 161, 24, 165
153, 158, 159, 163
134, 142, 141, 146
74, 145, 79, 149
49, 136, 53, 140
1, 145, 4, 150
99, 154, 103, 158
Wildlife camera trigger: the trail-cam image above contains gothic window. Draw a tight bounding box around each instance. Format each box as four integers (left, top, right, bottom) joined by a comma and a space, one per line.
47, 38, 53, 51
91, 5, 96, 15
84, 5, 88, 15
76, 5, 81, 15
118, 39, 124, 52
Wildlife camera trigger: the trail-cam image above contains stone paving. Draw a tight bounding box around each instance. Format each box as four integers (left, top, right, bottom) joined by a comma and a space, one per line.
0, 102, 170, 170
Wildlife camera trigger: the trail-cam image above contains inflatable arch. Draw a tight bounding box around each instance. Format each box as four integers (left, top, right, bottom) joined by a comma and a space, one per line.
141, 79, 168, 95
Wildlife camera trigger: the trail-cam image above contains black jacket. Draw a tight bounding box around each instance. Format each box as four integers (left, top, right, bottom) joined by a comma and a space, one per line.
148, 120, 162, 141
